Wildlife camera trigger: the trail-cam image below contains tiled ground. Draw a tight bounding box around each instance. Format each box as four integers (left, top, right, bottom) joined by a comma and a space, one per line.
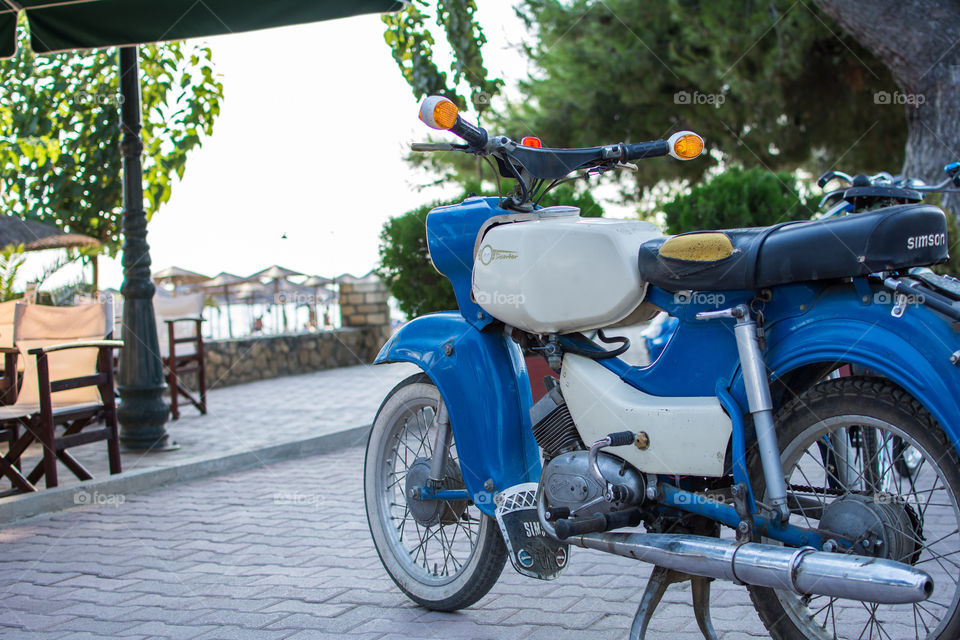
0, 362, 418, 496
0, 443, 917, 640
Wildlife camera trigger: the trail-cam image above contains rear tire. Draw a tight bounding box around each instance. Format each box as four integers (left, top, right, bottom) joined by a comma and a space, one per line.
748, 377, 960, 639
364, 374, 506, 611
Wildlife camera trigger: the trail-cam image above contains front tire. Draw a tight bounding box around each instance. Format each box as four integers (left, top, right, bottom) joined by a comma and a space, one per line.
748, 377, 960, 639
364, 373, 506, 611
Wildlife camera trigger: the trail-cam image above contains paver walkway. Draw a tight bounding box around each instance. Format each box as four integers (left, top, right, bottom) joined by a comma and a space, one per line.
1, 362, 418, 496
1, 444, 783, 640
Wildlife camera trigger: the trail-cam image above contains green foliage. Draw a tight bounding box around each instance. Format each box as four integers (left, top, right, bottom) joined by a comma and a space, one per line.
378, 184, 605, 318
383, 0, 502, 114
377, 199, 457, 318
662, 167, 816, 234
0, 246, 25, 302
0, 19, 223, 257
506, 0, 905, 196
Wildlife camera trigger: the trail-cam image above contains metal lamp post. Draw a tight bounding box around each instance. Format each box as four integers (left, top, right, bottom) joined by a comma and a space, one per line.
115, 46, 173, 450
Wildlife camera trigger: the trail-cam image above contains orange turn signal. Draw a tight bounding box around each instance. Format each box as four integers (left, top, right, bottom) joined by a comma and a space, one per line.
419, 96, 460, 130
667, 131, 704, 161
521, 136, 542, 148
432, 101, 459, 129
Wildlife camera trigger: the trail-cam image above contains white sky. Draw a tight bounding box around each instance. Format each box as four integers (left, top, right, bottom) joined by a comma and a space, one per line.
57, 3, 531, 291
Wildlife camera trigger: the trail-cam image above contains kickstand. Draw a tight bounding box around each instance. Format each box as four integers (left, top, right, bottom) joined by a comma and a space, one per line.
629, 566, 719, 640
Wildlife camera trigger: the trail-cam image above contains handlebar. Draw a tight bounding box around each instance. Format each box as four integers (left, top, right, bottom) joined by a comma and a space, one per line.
415, 95, 698, 183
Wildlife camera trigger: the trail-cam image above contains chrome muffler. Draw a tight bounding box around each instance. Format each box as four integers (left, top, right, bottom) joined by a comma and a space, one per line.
572, 532, 933, 604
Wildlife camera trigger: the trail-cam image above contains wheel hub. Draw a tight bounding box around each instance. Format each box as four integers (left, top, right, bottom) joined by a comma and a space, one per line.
820, 493, 920, 562
404, 457, 468, 526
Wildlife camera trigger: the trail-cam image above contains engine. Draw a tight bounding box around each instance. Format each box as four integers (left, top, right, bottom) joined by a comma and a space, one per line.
530, 384, 646, 525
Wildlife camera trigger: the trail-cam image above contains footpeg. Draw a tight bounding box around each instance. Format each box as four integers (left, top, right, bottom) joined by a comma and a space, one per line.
554, 508, 642, 540
495, 483, 570, 580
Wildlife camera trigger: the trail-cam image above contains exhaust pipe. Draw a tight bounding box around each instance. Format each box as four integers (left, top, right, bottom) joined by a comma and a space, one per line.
572, 532, 933, 604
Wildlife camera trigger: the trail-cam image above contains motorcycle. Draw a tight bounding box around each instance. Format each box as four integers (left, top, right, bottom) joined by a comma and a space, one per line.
363, 95, 960, 640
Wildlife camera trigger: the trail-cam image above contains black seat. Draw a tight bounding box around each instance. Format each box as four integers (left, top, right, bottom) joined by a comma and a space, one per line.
638, 204, 949, 291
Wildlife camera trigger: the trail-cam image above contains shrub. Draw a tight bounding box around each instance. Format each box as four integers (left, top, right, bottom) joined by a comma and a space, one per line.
662, 167, 816, 235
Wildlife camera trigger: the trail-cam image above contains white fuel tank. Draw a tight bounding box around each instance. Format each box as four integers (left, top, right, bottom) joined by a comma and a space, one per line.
472, 208, 663, 333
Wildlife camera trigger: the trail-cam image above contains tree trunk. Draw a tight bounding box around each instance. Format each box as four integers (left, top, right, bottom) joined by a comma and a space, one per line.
813, 0, 960, 212
91, 253, 99, 296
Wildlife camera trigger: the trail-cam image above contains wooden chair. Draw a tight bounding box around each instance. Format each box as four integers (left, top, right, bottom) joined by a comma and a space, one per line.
154, 293, 207, 420
0, 301, 122, 493
0, 299, 21, 405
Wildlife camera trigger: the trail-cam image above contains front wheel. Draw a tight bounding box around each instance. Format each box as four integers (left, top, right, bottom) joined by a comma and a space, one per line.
364, 373, 506, 611
748, 377, 960, 639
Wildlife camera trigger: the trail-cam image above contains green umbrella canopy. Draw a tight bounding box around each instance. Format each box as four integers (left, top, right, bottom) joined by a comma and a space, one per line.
0, 0, 402, 58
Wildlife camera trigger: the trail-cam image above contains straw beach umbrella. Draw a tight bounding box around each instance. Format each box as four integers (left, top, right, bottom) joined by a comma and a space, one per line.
0, 215, 99, 251
152, 266, 209, 295
198, 272, 251, 338
251, 265, 304, 332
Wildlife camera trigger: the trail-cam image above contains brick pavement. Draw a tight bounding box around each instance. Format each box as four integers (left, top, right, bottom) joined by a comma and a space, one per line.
0, 445, 781, 640
1, 362, 418, 495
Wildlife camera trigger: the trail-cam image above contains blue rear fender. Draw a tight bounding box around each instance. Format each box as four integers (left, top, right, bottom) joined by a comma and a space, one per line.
760, 286, 960, 453
374, 312, 541, 516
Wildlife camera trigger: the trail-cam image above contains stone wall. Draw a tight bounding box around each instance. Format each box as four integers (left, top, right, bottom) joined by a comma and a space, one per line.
339, 277, 390, 328
201, 325, 392, 389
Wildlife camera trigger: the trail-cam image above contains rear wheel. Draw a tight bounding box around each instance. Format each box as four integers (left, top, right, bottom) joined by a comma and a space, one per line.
748, 377, 960, 640
364, 374, 506, 611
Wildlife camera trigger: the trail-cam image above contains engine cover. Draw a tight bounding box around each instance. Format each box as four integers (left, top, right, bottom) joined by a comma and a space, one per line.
542, 449, 645, 517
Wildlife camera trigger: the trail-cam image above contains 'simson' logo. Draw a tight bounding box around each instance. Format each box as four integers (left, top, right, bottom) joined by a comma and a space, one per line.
907, 233, 946, 250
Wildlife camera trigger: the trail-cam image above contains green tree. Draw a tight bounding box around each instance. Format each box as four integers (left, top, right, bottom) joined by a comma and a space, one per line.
504, 0, 905, 196
383, 1, 502, 116
0, 19, 223, 279
662, 167, 816, 235
378, 184, 604, 318
813, 1, 960, 213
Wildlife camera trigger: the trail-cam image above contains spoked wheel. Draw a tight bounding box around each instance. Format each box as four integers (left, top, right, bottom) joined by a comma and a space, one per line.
749, 377, 960, 640
364, 374, 506, 611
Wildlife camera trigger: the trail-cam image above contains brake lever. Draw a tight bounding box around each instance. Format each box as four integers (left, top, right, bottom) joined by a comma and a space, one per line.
410, 142, 467, 152
616, 162, 638, 172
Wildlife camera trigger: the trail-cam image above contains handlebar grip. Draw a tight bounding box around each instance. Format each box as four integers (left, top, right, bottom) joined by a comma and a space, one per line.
450, 117, 488, 149
623, 140, 669, 161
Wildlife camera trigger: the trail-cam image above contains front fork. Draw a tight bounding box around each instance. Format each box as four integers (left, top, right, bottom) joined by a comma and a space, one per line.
427, 400, 451, 488
697, 304, 790, 523
413, 399, 473, 502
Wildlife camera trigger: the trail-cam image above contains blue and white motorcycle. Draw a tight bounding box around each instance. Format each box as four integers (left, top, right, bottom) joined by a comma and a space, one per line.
364, 95, 960, 640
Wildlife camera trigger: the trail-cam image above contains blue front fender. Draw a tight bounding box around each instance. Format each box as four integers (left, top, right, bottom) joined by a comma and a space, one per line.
375, 312, 541, 516
764, 298, 960, 453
